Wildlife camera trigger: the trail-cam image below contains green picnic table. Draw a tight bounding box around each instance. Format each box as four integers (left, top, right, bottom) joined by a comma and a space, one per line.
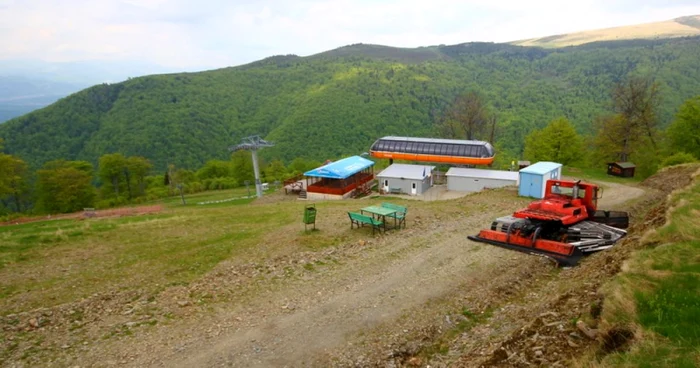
361, 205, 398, 231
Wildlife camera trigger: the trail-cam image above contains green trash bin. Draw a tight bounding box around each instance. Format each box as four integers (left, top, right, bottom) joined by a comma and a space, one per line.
303, 204, 317, 230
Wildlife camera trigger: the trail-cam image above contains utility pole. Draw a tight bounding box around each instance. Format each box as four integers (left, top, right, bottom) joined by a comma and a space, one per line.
229, 135, 274, 198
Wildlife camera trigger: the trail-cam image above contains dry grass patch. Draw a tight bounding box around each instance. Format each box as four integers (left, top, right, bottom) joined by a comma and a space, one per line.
513, 16, 700, 47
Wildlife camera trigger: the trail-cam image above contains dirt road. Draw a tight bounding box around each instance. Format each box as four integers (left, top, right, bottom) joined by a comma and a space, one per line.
5, 179, 650, 368
67, 190, 536, 367
594, 181, 646, 209
171, 180, 645, 367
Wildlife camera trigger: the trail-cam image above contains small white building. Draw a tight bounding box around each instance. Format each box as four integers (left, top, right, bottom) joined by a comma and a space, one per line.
376, 164, 435, 195
446, 167, 519, 192
518, 161, 563, 198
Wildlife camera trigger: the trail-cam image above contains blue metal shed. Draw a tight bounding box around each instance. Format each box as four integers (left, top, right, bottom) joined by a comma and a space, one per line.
518, 161, 563, 198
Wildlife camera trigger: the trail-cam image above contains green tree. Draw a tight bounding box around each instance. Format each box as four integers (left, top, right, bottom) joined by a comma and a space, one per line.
632, 139, 662, 179
0, 154, 14, 198
667, 96, 700, 159
230, 151, 254, 184
126, 156, 152, 197
287, 158, 320, 176
167, 164, 175, 195
98, 153, 127, 197
196, 160, 232, 180
490, 142, 519, 171
36, 160, 95, 213
263, 160, 288, 183
661, 152, 697, 167
609, 76, 661, 161
523, 117, 584, 165
439, 91, 491, 140
591, 115, 625, 165
0, 153, 30, 212
173, 169, 196, 185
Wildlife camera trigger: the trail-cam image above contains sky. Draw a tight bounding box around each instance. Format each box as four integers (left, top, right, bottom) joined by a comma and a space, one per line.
1, 0, 699, 72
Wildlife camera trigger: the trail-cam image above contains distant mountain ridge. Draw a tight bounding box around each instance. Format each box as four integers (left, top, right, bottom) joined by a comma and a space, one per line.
512, 15, 700, 47
0, 60, 183, 123
2, 18, 700, 171
0, 76, 88, 123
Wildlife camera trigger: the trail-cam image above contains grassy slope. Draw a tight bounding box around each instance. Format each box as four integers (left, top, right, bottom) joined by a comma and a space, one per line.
582, 165, 700, 367
0, 188, 434, 315
513, 15, 700, 48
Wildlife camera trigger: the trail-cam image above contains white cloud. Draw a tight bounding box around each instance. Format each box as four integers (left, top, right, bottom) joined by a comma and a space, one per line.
0, 0, 698, 70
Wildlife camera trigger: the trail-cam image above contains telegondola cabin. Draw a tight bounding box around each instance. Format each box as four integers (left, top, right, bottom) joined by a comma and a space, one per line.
369, 136, 495, 166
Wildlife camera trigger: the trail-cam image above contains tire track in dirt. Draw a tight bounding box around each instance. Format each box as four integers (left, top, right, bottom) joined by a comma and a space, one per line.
71, 192, 529, 367
176, 233, 509, 367
595, 181, 645, 209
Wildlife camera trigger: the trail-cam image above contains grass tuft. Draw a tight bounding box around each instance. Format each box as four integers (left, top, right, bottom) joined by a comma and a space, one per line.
588, 173, 700, 366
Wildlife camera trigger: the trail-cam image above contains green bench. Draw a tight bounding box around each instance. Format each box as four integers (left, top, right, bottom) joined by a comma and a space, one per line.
389, 187, 402, 194
381, 202, 407, 229
348, 212, 384, 235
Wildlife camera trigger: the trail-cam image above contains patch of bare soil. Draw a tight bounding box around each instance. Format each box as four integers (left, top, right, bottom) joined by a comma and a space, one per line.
638, 164, 697, 192
595, 182, 645, 209
2, 165, 696, 368
251, 190, 300, 205
0, 205, 164, 227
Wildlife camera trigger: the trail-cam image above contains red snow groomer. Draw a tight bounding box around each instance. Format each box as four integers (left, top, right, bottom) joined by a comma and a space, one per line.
468, 179, 629, 266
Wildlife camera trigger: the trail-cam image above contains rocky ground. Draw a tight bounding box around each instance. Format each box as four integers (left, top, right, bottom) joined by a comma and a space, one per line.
2, 165, 696, 368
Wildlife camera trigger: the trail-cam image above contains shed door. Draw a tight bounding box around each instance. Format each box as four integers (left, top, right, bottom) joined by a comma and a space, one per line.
530, 175, 543, 198
411, 182, 417, 195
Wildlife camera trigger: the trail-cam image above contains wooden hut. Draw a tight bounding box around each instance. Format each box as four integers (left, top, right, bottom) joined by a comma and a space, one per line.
517, 161, 531, 170
607, 162, 636, 178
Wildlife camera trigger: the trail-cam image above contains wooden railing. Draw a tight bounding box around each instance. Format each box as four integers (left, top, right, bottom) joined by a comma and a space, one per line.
283, 174, 304, 186
307, 174, 374, 195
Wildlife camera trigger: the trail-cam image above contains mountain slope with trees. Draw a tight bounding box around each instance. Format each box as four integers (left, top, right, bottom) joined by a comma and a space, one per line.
1, 37, 700, 171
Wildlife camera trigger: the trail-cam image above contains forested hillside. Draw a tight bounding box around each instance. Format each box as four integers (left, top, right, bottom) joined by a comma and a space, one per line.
2, 37, 700, 171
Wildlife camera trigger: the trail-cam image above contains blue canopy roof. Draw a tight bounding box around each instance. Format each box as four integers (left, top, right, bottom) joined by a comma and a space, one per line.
304, 156, 375, 179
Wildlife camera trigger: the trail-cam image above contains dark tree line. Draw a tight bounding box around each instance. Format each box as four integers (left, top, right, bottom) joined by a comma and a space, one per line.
0, 147, 323, 216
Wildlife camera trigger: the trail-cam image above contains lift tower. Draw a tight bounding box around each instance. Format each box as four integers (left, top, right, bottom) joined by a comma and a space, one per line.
229, 135, 274, 198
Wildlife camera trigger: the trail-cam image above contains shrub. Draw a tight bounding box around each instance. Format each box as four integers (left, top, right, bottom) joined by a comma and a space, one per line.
95, 196, 129, 209
661, 152, 697, 168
